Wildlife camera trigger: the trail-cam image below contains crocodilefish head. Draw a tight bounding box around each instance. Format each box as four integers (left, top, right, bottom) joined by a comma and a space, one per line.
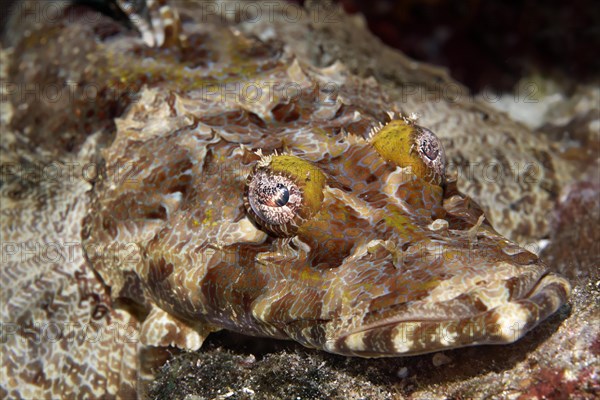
244, 118, 571, 357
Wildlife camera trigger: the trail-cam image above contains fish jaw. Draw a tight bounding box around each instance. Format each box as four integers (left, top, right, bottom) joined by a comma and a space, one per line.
323, 266, 571, 358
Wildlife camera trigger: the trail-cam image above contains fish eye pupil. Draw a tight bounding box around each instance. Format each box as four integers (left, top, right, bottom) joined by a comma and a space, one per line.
420, 139, 439, 161
274, 183, 289, 206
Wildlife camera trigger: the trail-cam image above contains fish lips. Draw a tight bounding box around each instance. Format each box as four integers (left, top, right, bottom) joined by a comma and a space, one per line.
325, 267, 571, 357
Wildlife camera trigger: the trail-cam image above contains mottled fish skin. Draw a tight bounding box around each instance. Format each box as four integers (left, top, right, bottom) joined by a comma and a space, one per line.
83, 88, 571, 357
0, 1, 571, 398
76, 3, 570, 358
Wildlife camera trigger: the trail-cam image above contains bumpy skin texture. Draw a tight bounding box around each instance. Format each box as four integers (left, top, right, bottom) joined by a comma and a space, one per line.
85, 88, 570, 358
1, 1, 572, 398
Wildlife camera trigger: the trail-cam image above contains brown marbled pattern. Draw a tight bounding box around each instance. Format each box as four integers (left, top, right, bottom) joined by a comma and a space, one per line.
1, 1, 574, 398
82, 10, 569, 363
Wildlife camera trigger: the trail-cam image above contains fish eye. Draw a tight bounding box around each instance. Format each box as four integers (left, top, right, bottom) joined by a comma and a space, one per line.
370, 119, 446, 185
244, 155, 326, 237
246, 172, 300, 228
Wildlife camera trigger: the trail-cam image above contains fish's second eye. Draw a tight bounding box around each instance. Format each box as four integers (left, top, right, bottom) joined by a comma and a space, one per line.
370, 118, 446, 185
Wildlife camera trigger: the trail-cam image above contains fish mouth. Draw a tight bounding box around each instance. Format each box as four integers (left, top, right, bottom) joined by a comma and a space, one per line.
326, 271, 571, 357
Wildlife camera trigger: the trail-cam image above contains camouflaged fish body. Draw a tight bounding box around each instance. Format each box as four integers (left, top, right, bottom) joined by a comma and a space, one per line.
1, 1, 572, 397
82, 83, 570, 356
79, 1, 567, 357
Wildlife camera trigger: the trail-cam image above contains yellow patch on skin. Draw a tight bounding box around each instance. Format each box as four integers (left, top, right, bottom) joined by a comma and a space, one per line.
371, 119, 435, 183
269, 155, 326, 217
202, 208, 218, 226
202, 208, 212, 224
300, 268, 323, 284
414, 280, 440, 291
383, 209, 415, 235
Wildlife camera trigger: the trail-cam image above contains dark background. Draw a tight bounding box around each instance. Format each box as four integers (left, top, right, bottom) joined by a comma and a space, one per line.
336, 0, 600, 92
